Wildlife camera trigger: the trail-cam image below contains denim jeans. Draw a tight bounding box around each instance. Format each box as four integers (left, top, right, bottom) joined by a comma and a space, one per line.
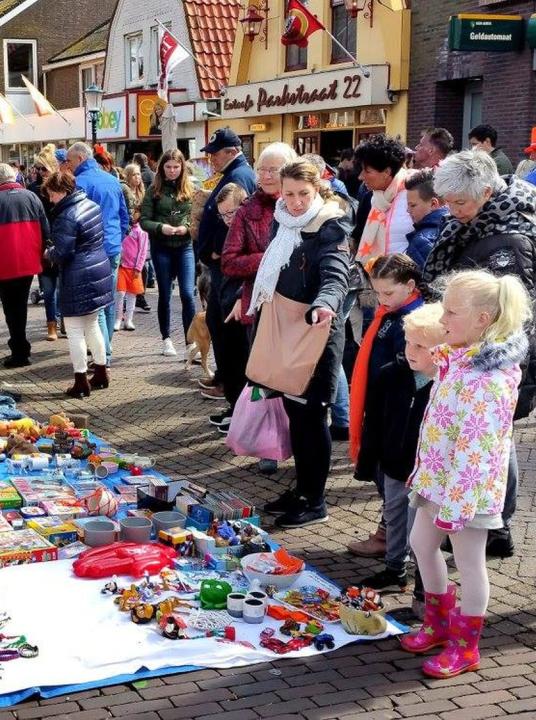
98, 253, 120, 366
39, 273, 58, 323
152, 243, 196, 339
384, 474, 416, 572
331, 289, 358, 428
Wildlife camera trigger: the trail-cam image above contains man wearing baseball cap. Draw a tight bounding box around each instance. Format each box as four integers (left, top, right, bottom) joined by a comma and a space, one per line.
197, 128, 257, 399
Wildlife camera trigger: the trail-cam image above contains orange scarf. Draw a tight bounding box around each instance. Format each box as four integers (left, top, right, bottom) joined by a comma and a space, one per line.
348, 290, 421, 462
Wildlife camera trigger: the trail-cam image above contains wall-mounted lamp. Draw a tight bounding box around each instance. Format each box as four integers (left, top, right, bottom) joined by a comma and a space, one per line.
240, 2, 269, 49
344, 0, 374, 27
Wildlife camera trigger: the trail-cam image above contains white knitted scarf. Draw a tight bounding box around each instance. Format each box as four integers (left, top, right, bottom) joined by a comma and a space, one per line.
247, 193, 324, 314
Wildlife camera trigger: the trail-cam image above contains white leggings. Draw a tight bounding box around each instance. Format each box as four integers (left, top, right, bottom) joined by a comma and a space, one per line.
64, 312, 106, 373
115, 291, 136, 324
410, 507, 489, 616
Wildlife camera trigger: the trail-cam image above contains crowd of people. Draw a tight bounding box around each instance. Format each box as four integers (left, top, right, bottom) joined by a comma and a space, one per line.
1, 120, 536, 681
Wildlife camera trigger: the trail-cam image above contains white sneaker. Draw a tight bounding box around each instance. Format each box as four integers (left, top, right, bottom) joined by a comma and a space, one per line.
114, 319, 122, 331
162, 338, 177, 356
124, 320, 135, 331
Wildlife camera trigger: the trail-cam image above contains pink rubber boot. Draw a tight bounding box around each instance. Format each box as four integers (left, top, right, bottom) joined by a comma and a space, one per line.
422, 609, 484, 678
400, 583, 456, 654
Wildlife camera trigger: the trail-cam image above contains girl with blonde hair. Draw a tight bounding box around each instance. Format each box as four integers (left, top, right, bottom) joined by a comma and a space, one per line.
401, 269, 531, 679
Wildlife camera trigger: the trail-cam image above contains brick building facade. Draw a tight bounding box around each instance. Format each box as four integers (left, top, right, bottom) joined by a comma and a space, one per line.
408, 0, 536, 165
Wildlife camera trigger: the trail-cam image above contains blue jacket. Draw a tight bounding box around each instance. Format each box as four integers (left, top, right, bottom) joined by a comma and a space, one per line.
74, 158, 129, 257
525, 169, 536, 187
405, 207, 448, 269
48, 190, 113, 317
197, 154, 257, 266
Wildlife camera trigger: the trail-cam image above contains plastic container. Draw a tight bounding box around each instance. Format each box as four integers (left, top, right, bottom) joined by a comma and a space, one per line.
152, 511, 186, 535
240, 552, 304, 589
120, 517, 152, 543
83, 520, 117, 547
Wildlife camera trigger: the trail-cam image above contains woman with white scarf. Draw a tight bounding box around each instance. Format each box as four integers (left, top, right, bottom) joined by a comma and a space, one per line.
248, 161, 350, 528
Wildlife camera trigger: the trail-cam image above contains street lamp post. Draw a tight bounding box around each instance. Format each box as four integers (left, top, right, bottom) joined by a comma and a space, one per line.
84, 84, 104, 148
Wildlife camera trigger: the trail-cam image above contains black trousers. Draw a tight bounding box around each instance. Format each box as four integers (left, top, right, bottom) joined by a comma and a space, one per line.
283, 396, 331, 505
205, 266, 225, 384
0, 275, 33, 361
220, 319, 249, 410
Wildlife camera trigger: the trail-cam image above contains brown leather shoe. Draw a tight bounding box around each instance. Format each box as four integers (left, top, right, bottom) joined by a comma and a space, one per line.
347, 535, 386, 557
46, 321, 58, 341
66, 373, 90, 398
200, 384, 225, 400
89, 364, 110, 390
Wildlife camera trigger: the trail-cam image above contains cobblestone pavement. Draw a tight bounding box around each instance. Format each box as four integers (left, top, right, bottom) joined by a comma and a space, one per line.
1, 290, 536, 720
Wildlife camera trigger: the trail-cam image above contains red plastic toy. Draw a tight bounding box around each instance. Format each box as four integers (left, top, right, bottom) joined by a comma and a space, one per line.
73, 542, 176, 579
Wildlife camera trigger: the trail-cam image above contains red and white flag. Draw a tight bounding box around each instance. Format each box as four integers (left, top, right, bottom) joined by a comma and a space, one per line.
158, 29, 189, 100
281, 0, 325, 47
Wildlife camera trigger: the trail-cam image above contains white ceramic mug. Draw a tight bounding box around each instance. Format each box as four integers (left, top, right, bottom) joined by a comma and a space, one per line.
242, 598, 266, 624
227, 592, 246, 618
246, 590, 268, 607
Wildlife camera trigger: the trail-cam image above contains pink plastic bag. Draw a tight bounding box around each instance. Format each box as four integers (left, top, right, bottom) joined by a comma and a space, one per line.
226, 386, 292, 461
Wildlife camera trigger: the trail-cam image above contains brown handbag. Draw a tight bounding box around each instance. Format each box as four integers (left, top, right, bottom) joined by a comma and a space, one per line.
246, 292, 331, 396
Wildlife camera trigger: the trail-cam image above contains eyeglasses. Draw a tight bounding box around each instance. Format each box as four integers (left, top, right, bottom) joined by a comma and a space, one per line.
257, 167, 281, 176
219, 209, 237, 220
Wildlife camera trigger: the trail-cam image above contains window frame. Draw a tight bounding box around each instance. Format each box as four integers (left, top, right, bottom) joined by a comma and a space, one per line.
3, 38, 37, 92
79, 61, 105, 106
330, 0, 356, 65
149, 23, 171, 86
125, 31, 144, 87
284, 42, 307, 72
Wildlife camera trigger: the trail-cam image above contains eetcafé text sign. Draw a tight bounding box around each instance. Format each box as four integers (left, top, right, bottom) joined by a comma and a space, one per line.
221, 65, 390, 119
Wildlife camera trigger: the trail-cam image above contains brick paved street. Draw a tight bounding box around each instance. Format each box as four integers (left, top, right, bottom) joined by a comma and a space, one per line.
1, 290, 536, 720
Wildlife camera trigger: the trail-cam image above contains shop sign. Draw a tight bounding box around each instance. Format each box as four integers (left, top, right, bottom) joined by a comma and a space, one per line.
137, 92, 167, 138
86, 95, 127, 141
221, 65, 390, 119
448, 14, 524, 52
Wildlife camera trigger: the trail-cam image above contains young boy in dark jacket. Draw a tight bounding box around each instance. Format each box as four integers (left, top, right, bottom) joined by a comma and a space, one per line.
354, 303, 445, 600
405, 169, 448, 269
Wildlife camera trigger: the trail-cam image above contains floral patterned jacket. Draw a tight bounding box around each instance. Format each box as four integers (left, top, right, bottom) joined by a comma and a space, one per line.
409, 332, 528, 532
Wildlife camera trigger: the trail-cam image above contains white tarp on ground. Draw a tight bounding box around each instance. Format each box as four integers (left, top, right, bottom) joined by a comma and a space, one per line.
0, 559, 404, 697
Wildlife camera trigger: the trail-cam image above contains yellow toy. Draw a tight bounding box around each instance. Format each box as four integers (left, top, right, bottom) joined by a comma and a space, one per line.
0, 418, 41, 440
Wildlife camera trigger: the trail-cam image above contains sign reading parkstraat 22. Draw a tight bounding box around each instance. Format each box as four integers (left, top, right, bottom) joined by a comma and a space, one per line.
221, 66, 391, 119
449, 13, 524, 52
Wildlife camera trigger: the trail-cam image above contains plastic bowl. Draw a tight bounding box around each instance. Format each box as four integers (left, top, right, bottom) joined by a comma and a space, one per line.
240, 553, 304, 589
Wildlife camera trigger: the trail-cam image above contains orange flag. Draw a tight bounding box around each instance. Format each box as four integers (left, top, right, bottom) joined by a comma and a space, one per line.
21, 75, 54, 116
0, 94, 15, 124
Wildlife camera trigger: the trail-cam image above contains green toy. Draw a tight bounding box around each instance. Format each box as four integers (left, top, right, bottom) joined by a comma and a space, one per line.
198, 580, 232, 610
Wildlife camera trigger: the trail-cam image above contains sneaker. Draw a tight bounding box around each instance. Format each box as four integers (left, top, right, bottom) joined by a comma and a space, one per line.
263, 489, 299, 515
218, 425, 229, 436
136, 297, 151, 312
162, 338, 177, 356
357, 567, 408, 592
146, 281, 155, 289
258, 459, 278, 475
114, 319, 122, 331
124, 320, 136, 331
486, 528, 515, 558
198, 376, 219, 390
209, 410, 232, 427
200, 385, 225, 400
275, 498, 328, 528
347, 535, 386, 558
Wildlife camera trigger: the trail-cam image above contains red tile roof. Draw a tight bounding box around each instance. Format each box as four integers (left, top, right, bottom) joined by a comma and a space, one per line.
183, 0, 241, 99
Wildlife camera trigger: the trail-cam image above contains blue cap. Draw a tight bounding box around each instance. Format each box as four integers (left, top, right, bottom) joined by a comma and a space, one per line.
201, 128, 242, 154
55, 149, 68, 163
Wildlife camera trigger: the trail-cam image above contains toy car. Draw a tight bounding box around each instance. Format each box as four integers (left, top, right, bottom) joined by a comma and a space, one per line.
313, 633, 335, 651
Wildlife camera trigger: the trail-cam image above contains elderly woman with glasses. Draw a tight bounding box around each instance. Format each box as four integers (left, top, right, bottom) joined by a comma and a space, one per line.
424, 149, 536, 560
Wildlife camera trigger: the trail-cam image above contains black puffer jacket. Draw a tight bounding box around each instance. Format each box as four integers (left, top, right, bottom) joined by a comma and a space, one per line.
270, 201, 350, 404
48, 190, 113, 317
423, 175, 536, 418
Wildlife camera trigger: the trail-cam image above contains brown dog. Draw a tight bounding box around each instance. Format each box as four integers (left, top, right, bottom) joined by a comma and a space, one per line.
186, 311, 213, 378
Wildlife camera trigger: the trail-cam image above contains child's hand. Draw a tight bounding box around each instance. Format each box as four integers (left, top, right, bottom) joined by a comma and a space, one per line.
174, 225, 187, 236
133, 270, 141, 279
311, 307, 335, 327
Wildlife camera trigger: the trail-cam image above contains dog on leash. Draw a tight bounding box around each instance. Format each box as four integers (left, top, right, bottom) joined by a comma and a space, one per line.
185, 266, 213, 377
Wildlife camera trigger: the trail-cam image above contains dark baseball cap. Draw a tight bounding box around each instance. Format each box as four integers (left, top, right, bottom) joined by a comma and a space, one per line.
201, 128, 242, 154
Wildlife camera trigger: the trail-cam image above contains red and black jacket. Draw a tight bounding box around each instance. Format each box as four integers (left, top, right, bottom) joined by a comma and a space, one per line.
0, 182, 49, 281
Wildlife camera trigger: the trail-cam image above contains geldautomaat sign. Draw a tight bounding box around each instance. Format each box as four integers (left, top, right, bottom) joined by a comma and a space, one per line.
449, 13, 524, 52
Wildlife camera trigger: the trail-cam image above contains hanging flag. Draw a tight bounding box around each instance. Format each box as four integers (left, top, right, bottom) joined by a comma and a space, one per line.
0, 94, 15, 124
158, 28, 189, 100
21, 75, 54, 116
281, 0, 325, 47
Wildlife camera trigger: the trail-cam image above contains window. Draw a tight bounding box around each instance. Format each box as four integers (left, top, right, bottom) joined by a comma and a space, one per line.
330, 0, 356, 63
79, 62, 105, 105
4, 39, 37, 90
125, 32, 144, 84
285, 43, 307, 71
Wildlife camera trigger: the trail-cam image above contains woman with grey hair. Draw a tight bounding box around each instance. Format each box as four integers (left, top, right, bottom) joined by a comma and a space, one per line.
423, 149, 536, 559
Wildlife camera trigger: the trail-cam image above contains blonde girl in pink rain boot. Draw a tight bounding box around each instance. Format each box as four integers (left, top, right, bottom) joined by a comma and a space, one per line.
400, 269, 531, 678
